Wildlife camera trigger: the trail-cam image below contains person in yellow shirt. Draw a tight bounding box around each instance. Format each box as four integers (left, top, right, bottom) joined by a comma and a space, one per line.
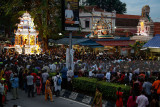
45, 77, 53, 102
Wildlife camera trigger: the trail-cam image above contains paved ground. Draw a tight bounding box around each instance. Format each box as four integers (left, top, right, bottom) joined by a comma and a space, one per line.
4, 89, 90, 107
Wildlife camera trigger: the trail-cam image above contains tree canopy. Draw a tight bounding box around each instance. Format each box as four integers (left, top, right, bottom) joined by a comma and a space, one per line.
85, 0, 127, 14
0, 0, 63, 49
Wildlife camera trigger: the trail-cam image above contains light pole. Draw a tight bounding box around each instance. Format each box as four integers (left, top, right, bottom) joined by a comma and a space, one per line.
69, 31, 72, 70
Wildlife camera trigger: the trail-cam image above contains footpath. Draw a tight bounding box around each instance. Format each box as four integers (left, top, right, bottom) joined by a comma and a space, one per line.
60, 89, 116, 107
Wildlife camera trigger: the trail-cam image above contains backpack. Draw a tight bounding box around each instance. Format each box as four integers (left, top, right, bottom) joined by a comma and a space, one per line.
57, 76, 62, 86
36, 79, 41, 86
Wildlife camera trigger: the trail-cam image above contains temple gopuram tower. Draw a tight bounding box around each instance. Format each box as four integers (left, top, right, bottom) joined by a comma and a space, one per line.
137, 5, 154, 37
14, 12, 40, 54
131, 5, 154, 41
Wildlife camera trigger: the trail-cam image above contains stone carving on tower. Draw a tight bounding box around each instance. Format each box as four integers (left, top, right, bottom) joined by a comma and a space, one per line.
137, 5, 154, 36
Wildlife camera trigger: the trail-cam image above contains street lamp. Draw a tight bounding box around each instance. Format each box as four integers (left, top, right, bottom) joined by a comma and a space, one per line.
58, 33, 62, 36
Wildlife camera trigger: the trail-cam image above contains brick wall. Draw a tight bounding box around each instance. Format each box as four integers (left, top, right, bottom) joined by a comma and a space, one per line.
154, 22, 160, 36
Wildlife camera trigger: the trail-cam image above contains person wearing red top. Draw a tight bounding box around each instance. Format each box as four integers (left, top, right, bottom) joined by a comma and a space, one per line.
120, 73, 125, 84
31, 72, 37, 83
139, 72, 145, 79
14, 62, 18, 65
4, 70, 11, 92
36, 76, 42, 95
127, 92, 137, 107
31, 72, 37, 93
116, 87, 123, 107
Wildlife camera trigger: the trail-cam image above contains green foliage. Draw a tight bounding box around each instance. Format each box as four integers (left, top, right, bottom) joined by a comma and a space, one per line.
73, 77, 131, 100
130, 41, 147, 55
86, 0, 126, 14
0, 0, 63, 48
73, 77, 97, 94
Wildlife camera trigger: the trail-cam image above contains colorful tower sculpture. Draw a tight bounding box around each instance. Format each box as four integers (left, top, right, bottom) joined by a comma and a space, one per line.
89, 13, 114, 39
137, 5, 154, 36
15, 12, 41, 54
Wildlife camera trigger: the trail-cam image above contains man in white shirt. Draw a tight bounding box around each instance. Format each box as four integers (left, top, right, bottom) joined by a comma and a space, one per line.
129, 72, 133, 82
26, 63, 30, 69
106, 71, 111, 82
67, 69, 74, 91
89, 69, 94, 77
26, 73, 34, 97
136, 90, 149, 107
49, 62, 56, 72
53, 73, 62, 97
42, 70, 49, 94
52, 63, 57, 72
42, 64, 50, 72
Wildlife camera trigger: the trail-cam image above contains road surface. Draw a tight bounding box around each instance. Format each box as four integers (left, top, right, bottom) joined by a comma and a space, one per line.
5, 89, 90, 107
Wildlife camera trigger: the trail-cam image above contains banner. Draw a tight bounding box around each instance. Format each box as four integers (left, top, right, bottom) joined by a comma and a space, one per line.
62, 0, 79, 31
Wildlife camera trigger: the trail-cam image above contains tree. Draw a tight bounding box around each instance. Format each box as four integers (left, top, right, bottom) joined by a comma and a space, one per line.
1, 0, 63, 50
130, 41, 146, 56
86, 0, 126, 14
0, 0, 17, 37
30, 0, 63, 50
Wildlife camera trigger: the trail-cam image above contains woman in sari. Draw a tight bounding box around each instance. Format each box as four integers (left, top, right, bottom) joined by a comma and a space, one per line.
92, 87, 102, 107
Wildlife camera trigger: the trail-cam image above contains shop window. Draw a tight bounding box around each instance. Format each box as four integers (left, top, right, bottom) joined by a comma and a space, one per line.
85, 21, 90, 28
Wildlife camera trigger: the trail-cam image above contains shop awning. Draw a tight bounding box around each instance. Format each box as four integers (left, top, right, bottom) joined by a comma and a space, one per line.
143, 34, 160, 48
78, 40, 104, 48
78, 40, 101, 46
89, 45, 104, 48
93, 37, 130, 41
51, 38, 89, 45
97, 40, 135, 46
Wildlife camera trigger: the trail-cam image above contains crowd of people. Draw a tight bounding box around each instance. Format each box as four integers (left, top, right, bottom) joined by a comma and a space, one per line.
0, 49, 160, 107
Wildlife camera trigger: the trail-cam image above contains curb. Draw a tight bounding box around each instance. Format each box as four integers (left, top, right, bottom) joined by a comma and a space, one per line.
60, 89, 116, 107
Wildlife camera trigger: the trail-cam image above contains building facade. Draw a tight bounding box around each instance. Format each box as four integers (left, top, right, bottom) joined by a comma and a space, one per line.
79, 0, 87, 6
79, 6, 116, 34
115, 14, 141, 36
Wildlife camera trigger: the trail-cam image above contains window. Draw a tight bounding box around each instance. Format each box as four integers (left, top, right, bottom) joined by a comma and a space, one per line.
85, 21, 90, 28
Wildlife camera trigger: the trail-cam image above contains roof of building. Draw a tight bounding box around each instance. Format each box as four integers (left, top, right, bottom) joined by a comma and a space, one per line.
97, 40, 135, 46
79, 6, 104, 13
78, 39, 103, 46
143, 34, 160, 48
49, 38, 89, 45
65, 32, 90, 38
116, 14, 141, 19
93, 37, 131, 41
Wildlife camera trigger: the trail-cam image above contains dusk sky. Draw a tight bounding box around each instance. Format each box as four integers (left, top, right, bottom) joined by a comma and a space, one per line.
121, 0, 160, 22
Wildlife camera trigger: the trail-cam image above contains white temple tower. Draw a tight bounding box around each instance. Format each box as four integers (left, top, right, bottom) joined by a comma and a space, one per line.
137, 5, 154, 36
14, 12, 41, 54
131, 5, 154, 41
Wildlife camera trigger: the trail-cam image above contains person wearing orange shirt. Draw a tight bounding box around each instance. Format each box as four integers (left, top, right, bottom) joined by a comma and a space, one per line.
152, 76, 160, 104
45, 77, 53, 102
